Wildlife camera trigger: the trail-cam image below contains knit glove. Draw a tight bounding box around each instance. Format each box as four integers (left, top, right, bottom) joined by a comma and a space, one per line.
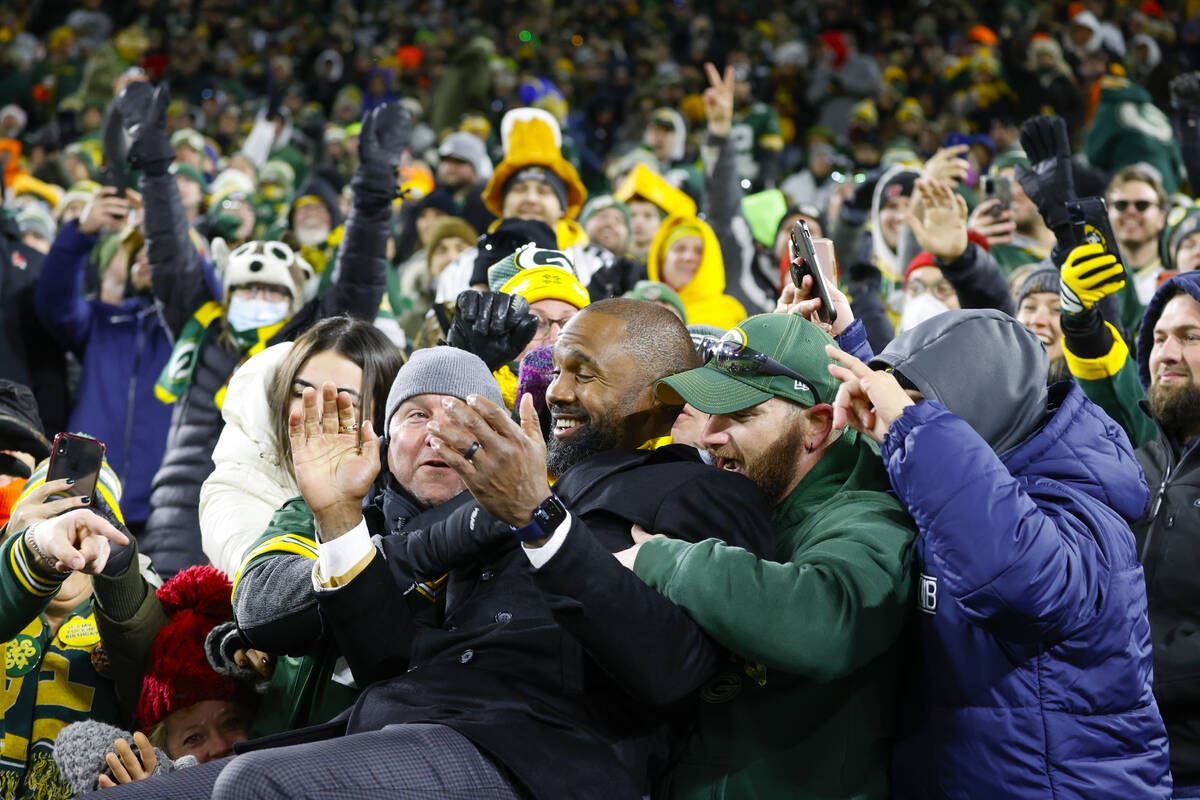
447, 290, 539, 372
403, 501, 513, 580
114, 82, 174, 176
350, 101, 413, 208
1014, 115, 1076, 237
1060, 242, 1125, 315
205, 621, 272, 693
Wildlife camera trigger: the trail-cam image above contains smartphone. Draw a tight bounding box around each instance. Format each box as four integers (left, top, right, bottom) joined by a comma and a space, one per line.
45, 433, 105, 501
1067, 198, 1125, 265
981, 175, 1012, 217
789, 220, 837, 325
99, 107, 128, 199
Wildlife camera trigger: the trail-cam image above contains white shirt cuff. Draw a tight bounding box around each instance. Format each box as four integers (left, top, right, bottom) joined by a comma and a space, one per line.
312, 517, 372, 589
522, 512, 573, 569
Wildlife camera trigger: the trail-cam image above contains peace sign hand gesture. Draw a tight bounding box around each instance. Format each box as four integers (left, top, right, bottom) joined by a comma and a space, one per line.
703, 62, 735, 137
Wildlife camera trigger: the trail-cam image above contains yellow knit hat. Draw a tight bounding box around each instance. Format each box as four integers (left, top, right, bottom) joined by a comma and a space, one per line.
499, 266, 590, 309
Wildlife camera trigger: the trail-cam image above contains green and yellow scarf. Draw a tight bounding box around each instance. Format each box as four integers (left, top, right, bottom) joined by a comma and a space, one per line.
155, 301, 285, 407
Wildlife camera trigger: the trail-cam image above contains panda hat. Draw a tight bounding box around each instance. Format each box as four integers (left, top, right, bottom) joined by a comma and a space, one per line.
211, 238, 317, 315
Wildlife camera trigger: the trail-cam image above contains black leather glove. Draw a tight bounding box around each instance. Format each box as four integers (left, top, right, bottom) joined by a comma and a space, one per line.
402, 502, 514, 579
1172, 72, 1200, 112
1014, 115, 1076, 236
114, 81, 173, 175
447, 290, 539, 372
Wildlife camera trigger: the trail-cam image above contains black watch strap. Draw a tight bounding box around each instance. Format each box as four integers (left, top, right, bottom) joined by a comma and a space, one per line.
510, 495, 569, 542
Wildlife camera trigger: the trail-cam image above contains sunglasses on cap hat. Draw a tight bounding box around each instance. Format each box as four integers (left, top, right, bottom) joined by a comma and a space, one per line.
699, 339, 822, 405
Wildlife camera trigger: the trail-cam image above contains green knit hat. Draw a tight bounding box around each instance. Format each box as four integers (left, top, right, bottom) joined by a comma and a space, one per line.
624, 280, 687, 324
580, 194, 631, 229
486, 242, 578, 292
656, 313, 839, 413
170, 162, 208, 191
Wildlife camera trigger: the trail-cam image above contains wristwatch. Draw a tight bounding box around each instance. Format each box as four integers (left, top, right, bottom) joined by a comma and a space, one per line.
510, 495, 569, 542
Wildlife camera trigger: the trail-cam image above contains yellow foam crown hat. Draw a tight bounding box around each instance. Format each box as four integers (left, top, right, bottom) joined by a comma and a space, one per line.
613, 163, 698, 219
483, 108, 587, 220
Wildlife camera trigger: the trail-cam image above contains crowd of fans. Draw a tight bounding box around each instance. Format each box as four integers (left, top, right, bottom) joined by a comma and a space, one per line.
1, 0, 1200, 797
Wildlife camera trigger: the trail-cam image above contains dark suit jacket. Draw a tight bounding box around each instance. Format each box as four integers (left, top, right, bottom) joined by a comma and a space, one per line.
317, 445, 774, 800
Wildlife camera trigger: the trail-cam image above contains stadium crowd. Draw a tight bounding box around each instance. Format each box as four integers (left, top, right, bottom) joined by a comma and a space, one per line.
1, 0, 1200, 797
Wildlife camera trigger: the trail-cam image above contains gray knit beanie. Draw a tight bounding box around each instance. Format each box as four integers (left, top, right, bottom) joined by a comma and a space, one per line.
384, 347, 505, 431
54, 720, 198, 795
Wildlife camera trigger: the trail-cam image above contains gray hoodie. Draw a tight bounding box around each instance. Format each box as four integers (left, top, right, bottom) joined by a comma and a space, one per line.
870, 308, 1050, 455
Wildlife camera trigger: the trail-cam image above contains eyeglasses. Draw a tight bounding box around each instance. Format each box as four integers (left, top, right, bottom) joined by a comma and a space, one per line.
700, 339, 822, 404
233, 284, 290, 302
907, 277, 956, 301
1113, 199, 1158, 213
533, 313, 574, 337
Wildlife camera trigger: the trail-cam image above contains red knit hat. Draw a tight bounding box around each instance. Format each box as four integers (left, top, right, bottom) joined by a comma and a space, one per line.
137, 566, 250, 729
904, 251, 937, 285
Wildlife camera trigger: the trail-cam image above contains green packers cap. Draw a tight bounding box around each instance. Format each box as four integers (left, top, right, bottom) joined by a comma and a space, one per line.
656, 313, 840, 414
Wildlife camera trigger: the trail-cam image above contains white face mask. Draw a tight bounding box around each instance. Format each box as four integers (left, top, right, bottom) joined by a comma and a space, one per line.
295, 222, 331, 247
899, 292, 951, 332
226, 296, 290, 331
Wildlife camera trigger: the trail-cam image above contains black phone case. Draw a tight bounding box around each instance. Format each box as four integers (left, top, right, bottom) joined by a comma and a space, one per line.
46, 434, 105, 500
1067, 198, 1124, 264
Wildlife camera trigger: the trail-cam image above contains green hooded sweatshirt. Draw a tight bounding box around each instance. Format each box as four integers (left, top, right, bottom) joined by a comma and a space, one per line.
634, 430, 916, 800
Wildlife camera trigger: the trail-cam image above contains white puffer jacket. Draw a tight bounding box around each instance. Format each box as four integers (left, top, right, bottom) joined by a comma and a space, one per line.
199, 342, 298, 574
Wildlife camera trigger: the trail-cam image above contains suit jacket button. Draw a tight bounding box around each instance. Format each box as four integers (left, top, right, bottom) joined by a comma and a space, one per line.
495, 612, 512, 624
480, 569, 495, 581
460, 649, 474, 664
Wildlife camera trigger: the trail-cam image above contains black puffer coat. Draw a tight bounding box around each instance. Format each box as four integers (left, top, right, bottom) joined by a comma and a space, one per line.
138, 171, 388, 577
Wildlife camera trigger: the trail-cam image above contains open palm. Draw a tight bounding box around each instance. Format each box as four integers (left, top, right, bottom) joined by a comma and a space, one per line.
290, 383, 380, 521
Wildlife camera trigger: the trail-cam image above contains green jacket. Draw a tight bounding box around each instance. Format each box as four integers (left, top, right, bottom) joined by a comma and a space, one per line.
232, 498, 361, 737
633, 431, 916, 800
1063, 319, 1157, 448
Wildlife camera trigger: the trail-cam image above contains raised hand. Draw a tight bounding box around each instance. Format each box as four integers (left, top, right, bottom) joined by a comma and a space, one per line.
776, 273, 854, 337
967, 198, 1016, 247
77, 186, 130, 235
114, 82, 173, 173
26, 508, 130, 574
923, 144, 970, 186
703, 62, 735, 137
289, 383, 380, 541
1059, 242, 1126, 315
1014, 115, 1076, 235
97, 732, 158, 788
427, 393, 552, 528
447, 290, 539, 372
358, 101, 413, 170
825, 345, 914, 444
906, 177, 969, 263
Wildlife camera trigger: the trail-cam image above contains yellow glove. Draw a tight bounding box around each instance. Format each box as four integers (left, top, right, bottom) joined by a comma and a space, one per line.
1060, 243, 1126, 315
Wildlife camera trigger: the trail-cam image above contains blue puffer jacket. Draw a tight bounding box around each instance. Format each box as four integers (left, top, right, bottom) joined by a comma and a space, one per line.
34, 220, 174, 525
886, 383, 1171, 799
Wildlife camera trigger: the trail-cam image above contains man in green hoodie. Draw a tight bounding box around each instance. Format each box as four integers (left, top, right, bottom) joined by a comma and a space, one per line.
621, 312, 916, 800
